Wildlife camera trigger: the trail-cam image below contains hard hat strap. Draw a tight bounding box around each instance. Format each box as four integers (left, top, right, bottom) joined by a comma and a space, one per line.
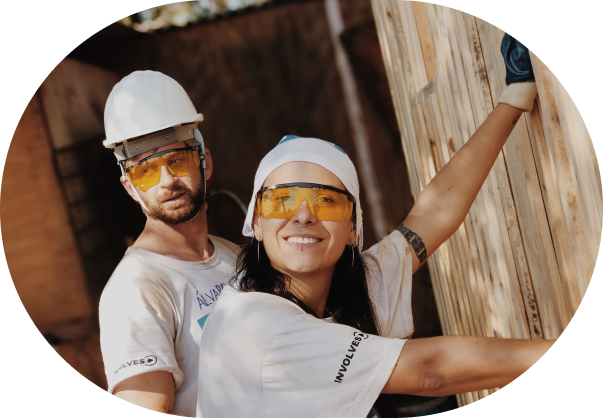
194, 128, 206, 170
194, 128, 208, 214
119, 163, 150, 212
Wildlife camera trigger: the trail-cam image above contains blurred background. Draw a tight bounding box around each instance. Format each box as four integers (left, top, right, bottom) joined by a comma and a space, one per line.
1, 0, 448, 416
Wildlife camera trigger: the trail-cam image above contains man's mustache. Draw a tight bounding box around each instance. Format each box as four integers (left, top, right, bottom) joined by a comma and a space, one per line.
158, 186, 191, 203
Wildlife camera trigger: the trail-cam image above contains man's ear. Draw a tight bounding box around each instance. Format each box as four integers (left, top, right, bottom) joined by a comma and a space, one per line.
120, 176, 140, 203
204, 148, 213, 182
252, 211, 262, 241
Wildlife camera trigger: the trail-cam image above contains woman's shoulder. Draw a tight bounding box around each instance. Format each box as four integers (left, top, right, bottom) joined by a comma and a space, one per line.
361, 229, 410, 260
210, 286, 308, 330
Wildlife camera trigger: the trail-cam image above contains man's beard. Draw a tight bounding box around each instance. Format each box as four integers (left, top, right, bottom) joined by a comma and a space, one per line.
142, 184, 206, 225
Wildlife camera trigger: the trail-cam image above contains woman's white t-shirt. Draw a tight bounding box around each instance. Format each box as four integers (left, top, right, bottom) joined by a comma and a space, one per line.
197, 230, 413, 418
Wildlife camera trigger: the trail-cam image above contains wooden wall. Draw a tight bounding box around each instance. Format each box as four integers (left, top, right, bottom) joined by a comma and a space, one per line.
37, 59, 142, 302
371, 0, 601, 405
1, 93, 107, 388
2, 95, 92, 334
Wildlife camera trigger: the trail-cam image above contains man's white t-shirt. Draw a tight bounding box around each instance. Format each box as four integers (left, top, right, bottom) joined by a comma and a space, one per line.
197, 230, 413, 418
99, 235, 240, 417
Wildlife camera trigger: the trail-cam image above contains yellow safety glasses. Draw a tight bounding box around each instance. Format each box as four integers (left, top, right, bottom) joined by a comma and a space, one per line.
257, 182, 355, 222
125, 148, 201, 191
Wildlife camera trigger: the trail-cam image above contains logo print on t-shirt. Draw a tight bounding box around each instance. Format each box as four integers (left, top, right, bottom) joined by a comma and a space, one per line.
114, 355, 158, 375
144, 355, 158, 366
196, 283, 226, 311
334, 332, 369, 383
197, 314, 210, 329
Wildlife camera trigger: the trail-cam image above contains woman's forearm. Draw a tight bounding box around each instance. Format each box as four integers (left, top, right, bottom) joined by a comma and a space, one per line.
383, 335, 553, 396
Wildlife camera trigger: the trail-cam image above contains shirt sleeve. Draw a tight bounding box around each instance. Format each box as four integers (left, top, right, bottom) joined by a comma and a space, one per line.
362, 230, 414, 339
99, 264, 183, 393
260, 314, 406, 418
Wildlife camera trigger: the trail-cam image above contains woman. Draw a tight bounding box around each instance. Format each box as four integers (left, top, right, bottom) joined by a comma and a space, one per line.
197, 38, 553, 418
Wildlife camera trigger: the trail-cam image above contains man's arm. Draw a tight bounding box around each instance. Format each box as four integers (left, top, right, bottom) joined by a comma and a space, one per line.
113, 371, 175, 414
383, 336, 553, 396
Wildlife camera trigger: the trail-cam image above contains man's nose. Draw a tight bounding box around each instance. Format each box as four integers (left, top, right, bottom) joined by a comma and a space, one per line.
158, 164, 177, 187
293, 200, 316, 226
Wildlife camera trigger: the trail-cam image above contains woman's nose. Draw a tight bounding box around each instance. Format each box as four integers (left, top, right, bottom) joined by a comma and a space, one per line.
293, 200, 316, 226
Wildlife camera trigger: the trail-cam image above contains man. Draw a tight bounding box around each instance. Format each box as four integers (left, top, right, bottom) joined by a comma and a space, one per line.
99, 70, 240, 417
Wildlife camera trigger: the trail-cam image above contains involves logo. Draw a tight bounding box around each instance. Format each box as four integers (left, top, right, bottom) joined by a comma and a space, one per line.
334, 332, 369, 383
114, 355, 158, 375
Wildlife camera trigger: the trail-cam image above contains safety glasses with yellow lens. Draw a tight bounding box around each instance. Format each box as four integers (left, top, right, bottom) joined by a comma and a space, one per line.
257, 182, 355, 221
125, 148, 201, 191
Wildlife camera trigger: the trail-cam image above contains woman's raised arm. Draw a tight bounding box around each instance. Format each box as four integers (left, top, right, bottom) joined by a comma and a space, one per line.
400, 35, 538, 274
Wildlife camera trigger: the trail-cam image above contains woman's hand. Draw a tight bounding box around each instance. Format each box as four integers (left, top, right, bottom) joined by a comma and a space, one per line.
501, 33, 535, 85
498, 34, 538, 112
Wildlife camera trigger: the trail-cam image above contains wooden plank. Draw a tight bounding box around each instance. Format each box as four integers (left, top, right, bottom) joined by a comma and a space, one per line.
548, 68, 599, 287
529, 53, 589, 315
523, 103, 575, 335
371, 0, 423, 200
392, 0, 429, 93
410, 1, 438, 81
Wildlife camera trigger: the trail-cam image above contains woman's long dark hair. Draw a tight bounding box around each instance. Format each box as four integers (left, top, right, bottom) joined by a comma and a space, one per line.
233, 238, 381, 336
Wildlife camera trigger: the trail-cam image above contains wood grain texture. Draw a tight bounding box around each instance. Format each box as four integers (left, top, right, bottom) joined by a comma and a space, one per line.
371, 0, 600, 405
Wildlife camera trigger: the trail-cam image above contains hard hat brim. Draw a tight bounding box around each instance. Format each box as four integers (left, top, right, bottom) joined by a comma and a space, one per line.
103, 113, 204, 148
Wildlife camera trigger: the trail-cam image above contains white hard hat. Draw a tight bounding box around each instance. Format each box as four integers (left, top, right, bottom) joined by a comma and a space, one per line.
103, 70, 203, 148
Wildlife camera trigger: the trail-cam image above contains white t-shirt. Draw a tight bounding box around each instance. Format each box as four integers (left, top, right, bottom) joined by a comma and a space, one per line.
99, 235, 240, 417
197, 230, 413, 418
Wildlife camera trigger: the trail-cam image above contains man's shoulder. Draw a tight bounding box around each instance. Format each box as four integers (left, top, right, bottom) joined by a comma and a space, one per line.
209, 235, 241, 260
99, 249, 175, 305
106, 248, 170, 279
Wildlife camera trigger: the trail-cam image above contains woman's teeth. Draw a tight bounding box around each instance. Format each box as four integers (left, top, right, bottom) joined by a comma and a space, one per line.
286, 237, 320, 244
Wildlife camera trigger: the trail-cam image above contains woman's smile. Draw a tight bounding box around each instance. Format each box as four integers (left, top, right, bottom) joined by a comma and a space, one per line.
283, 233, 324, 249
